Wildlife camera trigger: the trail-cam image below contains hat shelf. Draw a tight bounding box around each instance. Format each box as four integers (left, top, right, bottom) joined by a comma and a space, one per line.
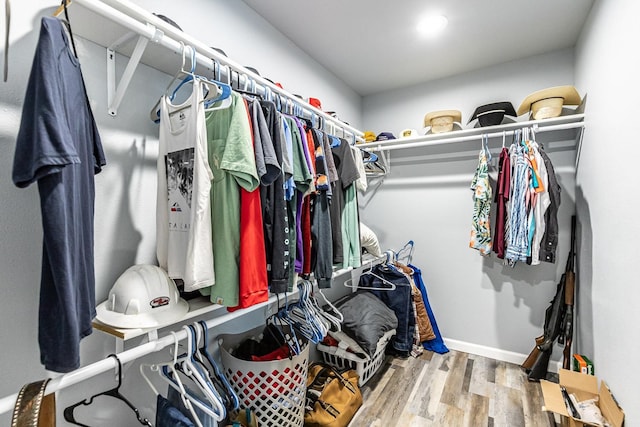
364, 113, 585, 155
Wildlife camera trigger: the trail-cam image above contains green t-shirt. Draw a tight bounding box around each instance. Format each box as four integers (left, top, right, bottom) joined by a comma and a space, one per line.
200, 93, 259, 306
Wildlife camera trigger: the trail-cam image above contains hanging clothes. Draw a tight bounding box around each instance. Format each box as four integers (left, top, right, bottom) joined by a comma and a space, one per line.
493, 146, 511, 259
538, 146, 561, 263
229, 97, 270, 311
309, 129, 334, 288
359, 264, 415, 356
408, 264, 449, 354
329, 136, 360, 266
505, 137, 530, 263
157, 79, 214, 292
289, 116, 314, 277
302, 124, 317, 277
12, 16, 107, 373
342, 174, 362, 269
259, 101, 290, 294
527, 139, 550, 265
284, 116, 313, 290
200, 92, 259, 307
469, 135, 493, 255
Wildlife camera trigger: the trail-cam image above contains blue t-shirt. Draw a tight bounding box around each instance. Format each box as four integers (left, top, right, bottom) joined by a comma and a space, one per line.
12, 17, 106, 373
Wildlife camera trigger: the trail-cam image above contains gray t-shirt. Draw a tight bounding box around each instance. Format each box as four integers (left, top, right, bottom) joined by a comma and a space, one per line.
329, 136, 360, 265
12, 17, 106, 373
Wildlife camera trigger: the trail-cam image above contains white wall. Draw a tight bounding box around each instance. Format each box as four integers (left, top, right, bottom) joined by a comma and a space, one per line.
0, 1, 360, 424
360, 49, 578, 362
574, 0, 640, 424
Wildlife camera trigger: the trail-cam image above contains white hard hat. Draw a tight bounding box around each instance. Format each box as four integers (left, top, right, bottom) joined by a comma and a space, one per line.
96, 265, 189, 329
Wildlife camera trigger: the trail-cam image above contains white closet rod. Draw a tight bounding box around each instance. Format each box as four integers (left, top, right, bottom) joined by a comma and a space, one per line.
365, 118, 585, 152
73, 0, 363, 140
0, 290, 294, 416
381, 165, 576, 186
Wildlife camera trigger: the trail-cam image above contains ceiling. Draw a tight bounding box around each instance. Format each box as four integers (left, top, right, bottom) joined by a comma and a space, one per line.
241, 0, 595, 96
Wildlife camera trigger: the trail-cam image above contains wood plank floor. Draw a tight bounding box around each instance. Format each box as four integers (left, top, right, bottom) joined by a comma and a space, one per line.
349, 349, 559, 427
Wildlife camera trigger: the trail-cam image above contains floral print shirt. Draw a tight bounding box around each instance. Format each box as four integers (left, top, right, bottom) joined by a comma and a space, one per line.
470, 148, 493, 255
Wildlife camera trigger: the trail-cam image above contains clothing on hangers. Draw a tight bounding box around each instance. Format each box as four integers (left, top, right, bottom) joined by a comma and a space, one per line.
232, 97, 269, 311
469, 134, 493, 255
329, 136, 361, 267
538, 146, 561, 263
358, 264, 415, 356
309, 129, 334, 288
493, 145, 511, 259
259, 100, 291, 294
12, 16, 106, 373
157, 78, 214, 292
527, 139, 551, 265
409, 264, 449, 354
199, 92, 259, 306
505, 133, 531, 263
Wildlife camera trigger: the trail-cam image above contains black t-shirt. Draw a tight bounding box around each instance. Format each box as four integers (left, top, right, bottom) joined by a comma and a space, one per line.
12, 17, 106, 372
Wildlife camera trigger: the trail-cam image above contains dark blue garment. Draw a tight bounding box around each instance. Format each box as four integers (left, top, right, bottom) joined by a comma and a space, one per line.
12, 17, 106, 372
359, 264, 415, 353
409, 264, 449, 354
156, 394, 195, 427
167, 386, 216, 427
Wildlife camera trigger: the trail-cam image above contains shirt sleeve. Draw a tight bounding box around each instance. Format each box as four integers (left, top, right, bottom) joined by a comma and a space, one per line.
12, 20, 79, 188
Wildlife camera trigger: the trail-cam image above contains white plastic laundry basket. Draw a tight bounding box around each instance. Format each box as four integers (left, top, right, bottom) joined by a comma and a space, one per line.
317, 329, 395, 386
219, 327, 309, 427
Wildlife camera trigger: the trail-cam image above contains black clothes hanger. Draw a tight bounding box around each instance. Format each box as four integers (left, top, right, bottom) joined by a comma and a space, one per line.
59, 0, 78, 58
63, 354, 152, 427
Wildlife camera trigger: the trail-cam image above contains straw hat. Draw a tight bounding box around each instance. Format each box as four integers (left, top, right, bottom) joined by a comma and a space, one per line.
423, 110, 462, 134
517, 85, 581, 120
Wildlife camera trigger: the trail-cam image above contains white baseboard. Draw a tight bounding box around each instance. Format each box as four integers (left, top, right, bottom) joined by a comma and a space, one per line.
443, 338, 562, 373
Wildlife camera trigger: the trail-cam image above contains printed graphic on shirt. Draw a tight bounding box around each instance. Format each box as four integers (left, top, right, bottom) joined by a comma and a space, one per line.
166, 148, 194, 232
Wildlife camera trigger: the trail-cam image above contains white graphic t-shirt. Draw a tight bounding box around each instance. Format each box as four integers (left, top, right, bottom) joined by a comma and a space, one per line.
157, 80, 214, 291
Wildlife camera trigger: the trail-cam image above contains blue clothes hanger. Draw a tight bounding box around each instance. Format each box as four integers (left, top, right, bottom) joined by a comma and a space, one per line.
329, 135, 341, 148
195, 320, 240, 411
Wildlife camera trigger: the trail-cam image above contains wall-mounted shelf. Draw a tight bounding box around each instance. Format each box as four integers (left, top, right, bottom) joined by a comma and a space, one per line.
358, 114, 585, 177
67, 0, 363, 141
92, 290, 299, 343
363, 113, 585, 153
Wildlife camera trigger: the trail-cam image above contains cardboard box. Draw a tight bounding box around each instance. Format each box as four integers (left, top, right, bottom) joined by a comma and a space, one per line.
573, 354, 594, 375
540, 369, 624, 427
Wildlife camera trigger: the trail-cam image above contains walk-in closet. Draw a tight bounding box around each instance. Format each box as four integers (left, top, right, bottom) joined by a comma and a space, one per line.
1, 0, 637, 426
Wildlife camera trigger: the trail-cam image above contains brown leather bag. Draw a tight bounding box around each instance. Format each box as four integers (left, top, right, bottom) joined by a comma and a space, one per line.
11, 379, 56, 427
304, 363, 362, 427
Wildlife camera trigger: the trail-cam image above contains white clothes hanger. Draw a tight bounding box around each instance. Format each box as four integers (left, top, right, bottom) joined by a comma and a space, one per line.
312, 284, 343, 332
179, 325, 226, 421
140, 328, 226, 424
343, 258, 397, 291
140, 331, 205, 427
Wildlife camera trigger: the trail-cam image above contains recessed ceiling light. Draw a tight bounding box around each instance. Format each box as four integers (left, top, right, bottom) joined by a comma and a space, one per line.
417, 14, 448, 37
